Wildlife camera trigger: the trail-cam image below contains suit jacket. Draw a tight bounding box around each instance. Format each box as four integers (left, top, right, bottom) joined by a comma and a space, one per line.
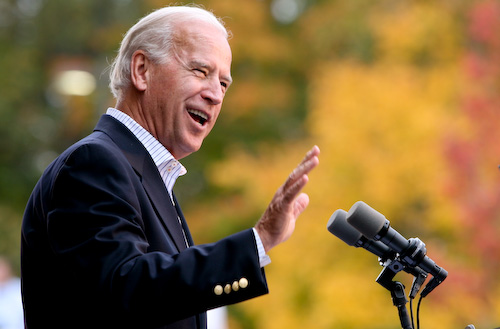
21, 115, 269, 329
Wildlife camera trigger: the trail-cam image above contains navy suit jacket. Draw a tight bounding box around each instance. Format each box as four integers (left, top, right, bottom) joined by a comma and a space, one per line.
21, 115, 268, 329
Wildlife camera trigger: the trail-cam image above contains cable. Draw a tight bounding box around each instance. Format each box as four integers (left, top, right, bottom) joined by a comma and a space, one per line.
409, 298, 415, 329
416, 295, 424, 329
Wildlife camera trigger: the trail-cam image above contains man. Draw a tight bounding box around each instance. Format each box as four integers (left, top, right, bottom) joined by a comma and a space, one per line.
21, 5, 320, 329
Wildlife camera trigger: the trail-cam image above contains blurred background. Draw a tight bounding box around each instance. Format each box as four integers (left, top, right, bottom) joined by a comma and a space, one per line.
1, 0, 499, 328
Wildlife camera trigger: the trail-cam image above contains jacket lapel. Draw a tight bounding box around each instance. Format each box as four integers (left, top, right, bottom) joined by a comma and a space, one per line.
94, 115, 188, 252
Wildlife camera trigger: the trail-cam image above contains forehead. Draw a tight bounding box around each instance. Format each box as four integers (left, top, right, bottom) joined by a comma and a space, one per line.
172, 21, 232, 64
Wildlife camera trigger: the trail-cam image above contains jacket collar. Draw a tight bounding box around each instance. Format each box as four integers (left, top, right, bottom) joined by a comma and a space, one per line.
94, 114, 188, 251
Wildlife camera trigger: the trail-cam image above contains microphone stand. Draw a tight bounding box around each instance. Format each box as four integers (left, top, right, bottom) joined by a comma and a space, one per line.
376, 259, 413, 329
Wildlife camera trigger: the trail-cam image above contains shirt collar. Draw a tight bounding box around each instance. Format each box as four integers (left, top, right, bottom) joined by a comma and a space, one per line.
106, 108, 187, 197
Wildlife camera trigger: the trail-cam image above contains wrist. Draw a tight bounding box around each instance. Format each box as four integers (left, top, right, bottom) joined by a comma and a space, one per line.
254, 224, 272, 253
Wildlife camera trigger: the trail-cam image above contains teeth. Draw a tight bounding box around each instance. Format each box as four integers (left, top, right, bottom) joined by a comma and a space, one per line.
187, 109, 208, 121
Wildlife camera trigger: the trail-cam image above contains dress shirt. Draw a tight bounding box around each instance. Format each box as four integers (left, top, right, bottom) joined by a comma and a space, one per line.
106, 108, 186, 198
106, 108, 270, 266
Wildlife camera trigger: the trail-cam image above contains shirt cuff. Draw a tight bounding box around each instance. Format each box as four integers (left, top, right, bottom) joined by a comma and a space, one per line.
252, 228, 271, 267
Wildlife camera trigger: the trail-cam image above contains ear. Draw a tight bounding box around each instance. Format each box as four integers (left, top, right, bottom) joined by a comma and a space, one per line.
130, 50, 150, 92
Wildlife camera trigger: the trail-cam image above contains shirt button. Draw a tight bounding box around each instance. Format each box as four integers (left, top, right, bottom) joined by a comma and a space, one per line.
232, 281, 240, 291
224, 284, 232, 294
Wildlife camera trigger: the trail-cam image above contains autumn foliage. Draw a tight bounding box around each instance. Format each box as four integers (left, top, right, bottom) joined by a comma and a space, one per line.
1, 0, 500, 328
185, 1, 500, 328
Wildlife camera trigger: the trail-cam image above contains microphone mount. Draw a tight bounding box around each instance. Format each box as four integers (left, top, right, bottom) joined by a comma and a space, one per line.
375, 244, 429, 329
399, 238, 427, 269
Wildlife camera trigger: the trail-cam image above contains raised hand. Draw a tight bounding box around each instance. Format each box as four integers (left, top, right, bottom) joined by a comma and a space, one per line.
254, 145, 320, 252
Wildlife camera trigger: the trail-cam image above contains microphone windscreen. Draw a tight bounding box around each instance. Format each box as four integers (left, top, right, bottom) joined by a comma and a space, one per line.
327, 209, 363, 246
346, 201, 387, 239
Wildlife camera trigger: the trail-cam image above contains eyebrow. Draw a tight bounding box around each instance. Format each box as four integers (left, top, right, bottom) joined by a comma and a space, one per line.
223, 74, 233, 86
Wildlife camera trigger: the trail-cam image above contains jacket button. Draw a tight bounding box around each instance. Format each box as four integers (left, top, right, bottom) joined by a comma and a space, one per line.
224, 284, 232, 294
239, 278, 248, 289
214, 285, 223, 296
232, 281, 239, 291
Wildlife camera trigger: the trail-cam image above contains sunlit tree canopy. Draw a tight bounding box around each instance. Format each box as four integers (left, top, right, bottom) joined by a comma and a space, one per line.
1, 0, 499, 328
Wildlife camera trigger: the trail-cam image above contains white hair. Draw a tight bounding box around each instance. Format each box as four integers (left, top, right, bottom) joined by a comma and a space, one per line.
108, 5, 229, 99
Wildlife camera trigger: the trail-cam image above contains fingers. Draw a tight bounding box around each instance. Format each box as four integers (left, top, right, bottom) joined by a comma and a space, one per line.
282, 173, 309, 204
283, 146, 320, 201
304, 145, 320, 162
290, 145, 320, 180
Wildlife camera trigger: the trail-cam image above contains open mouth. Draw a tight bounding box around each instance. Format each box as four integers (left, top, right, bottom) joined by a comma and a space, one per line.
187, 109, 208, 126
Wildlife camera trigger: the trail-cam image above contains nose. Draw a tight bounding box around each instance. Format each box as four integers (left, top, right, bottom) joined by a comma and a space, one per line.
201, 78, 224, 105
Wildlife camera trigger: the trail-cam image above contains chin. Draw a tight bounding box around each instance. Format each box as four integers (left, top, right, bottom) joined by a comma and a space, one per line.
176, 143, 203, 159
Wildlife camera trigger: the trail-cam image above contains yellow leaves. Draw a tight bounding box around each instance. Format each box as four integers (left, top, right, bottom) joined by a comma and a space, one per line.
223, 79, 295, 118
490, 284, 500, 326
370, 2, 463, 64
308, 61, 460, 207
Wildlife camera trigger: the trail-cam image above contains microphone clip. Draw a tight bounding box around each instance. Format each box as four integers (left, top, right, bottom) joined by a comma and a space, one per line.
400, 238, 427, 268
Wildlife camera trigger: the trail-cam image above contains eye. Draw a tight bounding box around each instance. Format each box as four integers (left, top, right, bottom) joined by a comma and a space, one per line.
194, 68, 208, 77
220, 78, 231, 92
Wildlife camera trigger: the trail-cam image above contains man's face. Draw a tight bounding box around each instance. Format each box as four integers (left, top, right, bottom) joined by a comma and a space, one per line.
143, 21, 232, 159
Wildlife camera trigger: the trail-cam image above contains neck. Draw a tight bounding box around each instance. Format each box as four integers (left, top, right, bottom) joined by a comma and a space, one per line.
114, 91, 151, 134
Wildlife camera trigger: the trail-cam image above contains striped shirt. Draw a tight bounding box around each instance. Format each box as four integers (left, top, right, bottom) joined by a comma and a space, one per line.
106, 108, 186, 199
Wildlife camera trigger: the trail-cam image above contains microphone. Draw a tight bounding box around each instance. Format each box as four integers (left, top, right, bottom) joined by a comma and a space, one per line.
327, 209, 428, 297
346, 201, 448, 297
327, 209, 396, 262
